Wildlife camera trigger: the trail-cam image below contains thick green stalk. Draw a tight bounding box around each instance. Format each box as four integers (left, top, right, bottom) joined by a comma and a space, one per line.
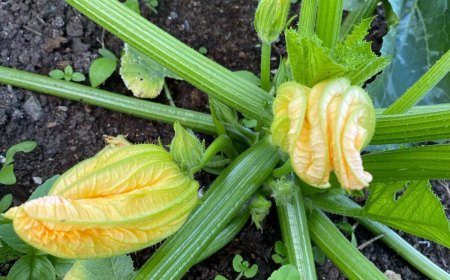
0, 66, 252, 143
65, 0, 273, 125
316, 0, 344, 49
298, 0, 318, 35
339, 0, 378, 40
363, 144, 450, 182
261, 42, 272, 92
383, 50, 450, 115
5, 66, 450, 146
194, 211, 250, 264
308, 208, 387, 280
277, 186, 317, 279
372, 109, 450, 144
313, 196, 450, 280
134, 139, 279, 280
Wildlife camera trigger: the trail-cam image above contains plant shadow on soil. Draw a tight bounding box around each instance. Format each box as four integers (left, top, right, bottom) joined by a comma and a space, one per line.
0, 0, 449, 279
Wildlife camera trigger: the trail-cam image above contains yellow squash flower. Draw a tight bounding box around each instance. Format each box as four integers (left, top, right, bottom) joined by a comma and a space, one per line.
271, 78, 375, 190
3, 143, 199, 259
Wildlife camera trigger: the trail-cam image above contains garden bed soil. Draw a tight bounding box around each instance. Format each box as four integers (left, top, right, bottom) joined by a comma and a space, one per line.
1, 0, 449, 279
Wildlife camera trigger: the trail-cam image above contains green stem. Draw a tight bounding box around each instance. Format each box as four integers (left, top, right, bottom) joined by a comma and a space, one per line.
235, 273, 244, 280
194, 210, 250, 264
339, 0, 378, 40
272, 160, 292, 178
308, 207, 387, 279
383, 50, 450, 115
134, 139, 279, 280
163, 82, 176, 107
209, 101, 227, 136
65, 0, 273, 125
261, 42, 272, 92
0, 66, 254, 144
298, 0, 318, 35
277, 185, 317, 279
316, 0, 344, 49
192, 135, 239, 174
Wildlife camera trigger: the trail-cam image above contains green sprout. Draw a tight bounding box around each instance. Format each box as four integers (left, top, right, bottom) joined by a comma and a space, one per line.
49, 65, 85, 82
271, 240, 288, 265
215, 254, 258, 280
89, 48, 118, 88
0, 141, 37, 185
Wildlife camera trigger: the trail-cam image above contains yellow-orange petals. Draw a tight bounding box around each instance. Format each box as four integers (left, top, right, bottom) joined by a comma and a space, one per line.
271, 78, 375, 190
3, 144, 199, 259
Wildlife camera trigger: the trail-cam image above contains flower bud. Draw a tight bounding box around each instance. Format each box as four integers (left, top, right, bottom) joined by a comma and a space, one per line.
254, 0, 291, 44
271, 78, 376, 190
170, 122, 205, 172
3, 144, 199, 259
250, 194, 272, 230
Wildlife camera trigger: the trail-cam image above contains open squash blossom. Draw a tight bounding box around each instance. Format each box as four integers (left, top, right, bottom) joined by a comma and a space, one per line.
271, 78, 375, 190
2, 143, 199, 259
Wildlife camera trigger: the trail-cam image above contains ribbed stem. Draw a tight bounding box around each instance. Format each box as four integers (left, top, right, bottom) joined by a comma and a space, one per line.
134, 139, 279, 280
298, 0, 318, 35
278, 186, 317, 279
339, 0, 378, 40
384, 50, 450, 115
316, 0, 344, 48
308, 207, 387, 279
261, 42, 272, 92
194, 211, 250, 264
65, 0, 273, 125
0, 66, 253, 144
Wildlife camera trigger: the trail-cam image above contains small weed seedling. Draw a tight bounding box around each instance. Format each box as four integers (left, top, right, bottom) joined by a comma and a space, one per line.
271, 240, 288, 265
215, 254, 258, 280
49, 65, 85, 82
89, 48, 118, 88
0, 141, 37, 185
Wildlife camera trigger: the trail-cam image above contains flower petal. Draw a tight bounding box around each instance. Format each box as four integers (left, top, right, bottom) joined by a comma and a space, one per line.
271, 82, 308, 152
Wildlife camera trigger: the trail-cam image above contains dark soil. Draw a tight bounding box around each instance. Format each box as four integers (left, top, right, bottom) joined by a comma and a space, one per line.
0, 0, 449, 279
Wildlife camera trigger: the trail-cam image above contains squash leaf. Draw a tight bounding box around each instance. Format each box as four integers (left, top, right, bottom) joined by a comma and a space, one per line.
64, 255, 135, 280
120, 44, 181, 99
367, 0, 450, 107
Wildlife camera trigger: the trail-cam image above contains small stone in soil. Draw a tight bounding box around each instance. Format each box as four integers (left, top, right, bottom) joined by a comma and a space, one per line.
32, 176, 43, 185
23, 95, 43, 121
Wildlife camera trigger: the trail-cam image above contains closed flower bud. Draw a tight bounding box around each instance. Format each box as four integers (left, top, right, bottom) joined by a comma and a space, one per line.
254, 0, 291, 44
3, 144, 199, 259
250, 194, 272, 230
170, 122, 205, 173
271, 78, 375, 190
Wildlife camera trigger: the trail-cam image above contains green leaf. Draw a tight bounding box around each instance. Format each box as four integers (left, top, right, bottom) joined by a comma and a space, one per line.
268, 264, 300, 280
48, 256, 75, 278
120, 45, 181, 98
286, 19, 390, 87
124, 0, 141, 14
28, 175, 60, 201
99, 48, 118, 60
364, 181, 450, 247
64, 65, 73, 76
312, 246, 326, 265
214, 276, 228, 280
0, 224, 36, 254
0, 165, 16, 185
367, 0, 450, 107
274, 240, 286, 256
48, 69, 64, 80
334, 17, 391, 85
286, 29, 346, 87
64, 255, 135, 280
7, 255, 55, 280
244, 264, 258, 278
89, 57, 117, 87
0, 241, 22, 264
71, 72, 86, 82
232, 254, 244, 272
343, 0, 367, 11
4, 141, 37, 166
0, 194, 13, 213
